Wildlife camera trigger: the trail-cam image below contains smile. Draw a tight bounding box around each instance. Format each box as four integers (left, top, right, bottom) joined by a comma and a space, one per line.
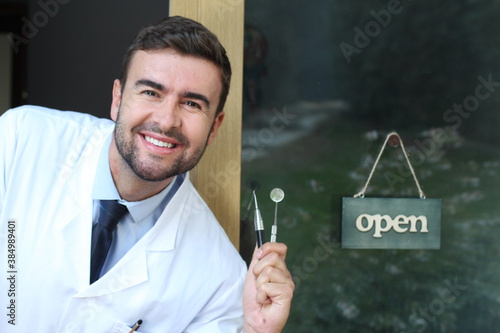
144, 135, 176, 148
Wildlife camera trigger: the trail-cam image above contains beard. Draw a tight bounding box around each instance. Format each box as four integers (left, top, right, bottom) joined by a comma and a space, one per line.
114, 108, 209, 182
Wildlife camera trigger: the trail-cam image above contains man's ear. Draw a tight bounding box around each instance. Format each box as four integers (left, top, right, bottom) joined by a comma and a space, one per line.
207, 111, 225, 146
110, 79, 122, 121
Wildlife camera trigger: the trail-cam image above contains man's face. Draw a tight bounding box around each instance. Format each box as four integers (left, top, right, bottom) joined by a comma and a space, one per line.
110, 49, 225, 182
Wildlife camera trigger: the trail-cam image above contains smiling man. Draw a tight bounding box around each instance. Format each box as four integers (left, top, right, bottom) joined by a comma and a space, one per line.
110, 48, 225, 200
0, 16, 293, 332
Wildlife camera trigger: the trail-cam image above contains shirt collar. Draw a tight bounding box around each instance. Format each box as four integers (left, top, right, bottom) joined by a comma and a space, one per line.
92, 135, 177, 223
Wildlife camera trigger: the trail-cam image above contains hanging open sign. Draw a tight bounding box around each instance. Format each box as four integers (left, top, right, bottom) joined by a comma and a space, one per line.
341, 132, 441, 250
342, 197, 441, 249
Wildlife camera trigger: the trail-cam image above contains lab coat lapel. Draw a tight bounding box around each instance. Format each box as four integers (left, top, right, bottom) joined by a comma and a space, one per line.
75, 174, 191, 298
56, 128, 109, 294
77, 242, 149, 297
66, 160, 151, 297
147, 173, 189, 252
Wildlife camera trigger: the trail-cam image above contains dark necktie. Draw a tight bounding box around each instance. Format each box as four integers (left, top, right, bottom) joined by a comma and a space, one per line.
90, 200, 128, 284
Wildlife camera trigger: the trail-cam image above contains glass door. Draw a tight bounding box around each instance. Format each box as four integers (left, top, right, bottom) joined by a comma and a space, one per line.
241, 1, 500, 332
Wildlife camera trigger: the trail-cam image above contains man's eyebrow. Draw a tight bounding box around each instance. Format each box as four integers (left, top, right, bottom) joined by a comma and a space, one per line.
135, 79, 165, 91
183, 91, 211, 108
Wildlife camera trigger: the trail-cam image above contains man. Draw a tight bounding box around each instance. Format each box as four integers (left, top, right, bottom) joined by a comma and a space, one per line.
0, 16, 293, 332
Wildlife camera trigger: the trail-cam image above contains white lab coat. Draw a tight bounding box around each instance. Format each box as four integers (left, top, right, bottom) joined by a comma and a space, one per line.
0, 106, 246, 332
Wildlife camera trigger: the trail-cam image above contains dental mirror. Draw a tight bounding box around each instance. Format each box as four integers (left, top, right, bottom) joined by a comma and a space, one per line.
270, 188, 284, 242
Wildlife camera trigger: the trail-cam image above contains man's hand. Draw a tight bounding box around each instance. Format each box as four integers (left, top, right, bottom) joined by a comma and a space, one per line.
242, 242, 294, 333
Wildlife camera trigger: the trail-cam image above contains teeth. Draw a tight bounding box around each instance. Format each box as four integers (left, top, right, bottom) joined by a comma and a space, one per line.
145, 135, 175, 148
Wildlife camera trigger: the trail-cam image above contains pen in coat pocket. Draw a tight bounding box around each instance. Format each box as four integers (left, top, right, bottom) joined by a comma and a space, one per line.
129, 319, 143, 333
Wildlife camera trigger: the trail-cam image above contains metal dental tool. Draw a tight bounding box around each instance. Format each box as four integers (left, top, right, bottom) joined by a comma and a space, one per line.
270, 188, 285, 242
244, 180, 260, 220
253, 190, 265, 248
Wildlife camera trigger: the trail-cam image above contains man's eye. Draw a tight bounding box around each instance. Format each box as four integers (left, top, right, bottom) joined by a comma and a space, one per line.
144, 90, 158, 97
184, 101, 201, 109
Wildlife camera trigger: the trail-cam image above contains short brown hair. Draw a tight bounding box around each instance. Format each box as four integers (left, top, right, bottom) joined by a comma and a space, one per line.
119, 16, 231, 114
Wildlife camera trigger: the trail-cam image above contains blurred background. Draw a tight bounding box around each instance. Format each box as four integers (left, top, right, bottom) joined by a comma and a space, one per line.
241, 0, 500, 332
2, 0, 500, 331
0, 0, 168, 117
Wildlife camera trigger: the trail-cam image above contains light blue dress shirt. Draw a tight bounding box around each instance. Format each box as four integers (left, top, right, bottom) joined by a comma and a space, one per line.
91, 134, 183, 277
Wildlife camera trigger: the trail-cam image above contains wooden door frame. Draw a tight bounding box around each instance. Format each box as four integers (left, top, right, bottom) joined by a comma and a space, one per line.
169, 0, 245, 249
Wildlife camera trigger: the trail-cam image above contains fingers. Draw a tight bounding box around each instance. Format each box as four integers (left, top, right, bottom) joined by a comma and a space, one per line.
255, 262, 290, 286
242, 242, 294, 333
255, 275, 294, 305
252, 242, 288, 275
256, 242, 288, 260
255, 280, 295, 305
250, 242, 294, 305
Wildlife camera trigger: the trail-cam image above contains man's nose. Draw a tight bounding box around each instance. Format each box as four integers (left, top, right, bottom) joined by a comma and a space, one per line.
154, 100, 182, 130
